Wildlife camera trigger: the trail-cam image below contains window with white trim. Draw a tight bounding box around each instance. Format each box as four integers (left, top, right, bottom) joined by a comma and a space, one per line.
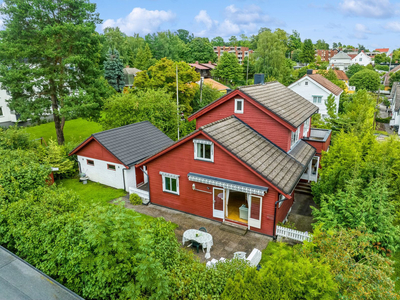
291, 127, 300, 149
303, 118, 310, 137
160, 172, 179, 195
234, 99, 244, 113
193, 139, 214, 162
312, 96, 322, 104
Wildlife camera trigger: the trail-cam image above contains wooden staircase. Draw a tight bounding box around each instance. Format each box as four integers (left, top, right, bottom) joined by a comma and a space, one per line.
295, 181, 312, 195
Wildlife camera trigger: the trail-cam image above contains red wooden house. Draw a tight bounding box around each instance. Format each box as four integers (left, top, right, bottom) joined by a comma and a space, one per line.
137, 82, 332, 237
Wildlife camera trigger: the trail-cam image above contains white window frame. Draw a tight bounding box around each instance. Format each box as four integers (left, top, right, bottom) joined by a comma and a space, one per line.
234, 99, 244, 114
193, 139, 214, 162
303, 118, 310, 137
160, 171, 180, 195
312, 95, 322, 104
291, 127, 300, 149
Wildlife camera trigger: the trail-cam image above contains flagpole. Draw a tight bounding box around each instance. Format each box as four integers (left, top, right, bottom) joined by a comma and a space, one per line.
176, 65, 180, 140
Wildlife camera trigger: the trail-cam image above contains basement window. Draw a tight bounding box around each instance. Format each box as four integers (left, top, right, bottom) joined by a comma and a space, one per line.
160, 172, 179, 195
235, 99, 244, 114
194, 139, 214, 162
87, 159, 94, 166
107, 164, 116, 171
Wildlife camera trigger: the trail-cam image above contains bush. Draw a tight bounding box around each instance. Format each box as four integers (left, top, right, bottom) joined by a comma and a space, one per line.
376, 116, 391, 123
376, 64, 389, 71
349, 69, 380, 91
129, 193, 142, 205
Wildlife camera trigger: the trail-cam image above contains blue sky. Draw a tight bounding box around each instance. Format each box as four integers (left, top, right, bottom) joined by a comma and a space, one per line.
22, 0, 400, 51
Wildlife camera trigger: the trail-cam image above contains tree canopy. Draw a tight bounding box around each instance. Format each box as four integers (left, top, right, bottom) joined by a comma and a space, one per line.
212, 52, 243, 85
182, 38, 217, 63
349, 69, 380, 91
104, 49, 125, 92
300, 39, 315, 63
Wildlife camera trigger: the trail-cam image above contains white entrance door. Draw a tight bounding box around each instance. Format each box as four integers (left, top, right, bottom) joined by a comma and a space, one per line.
309, 156, 320, 182
248, 195, 262, 229
213, 187, 224, 219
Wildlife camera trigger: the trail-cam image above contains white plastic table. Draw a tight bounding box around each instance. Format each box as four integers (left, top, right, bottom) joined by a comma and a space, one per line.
182, 229, 213, 259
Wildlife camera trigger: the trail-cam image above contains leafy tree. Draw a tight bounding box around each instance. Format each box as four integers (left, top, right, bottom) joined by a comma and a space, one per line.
44, 139, 75, 178
300, 39, 315, 63
315, 39, 329, 50
255, 30, 288, 82
291, 49, 302, 62
134, 44, 156, 70
144, 31, 186, 61
228, 36, 238, 47
324, 94, 338, 125
101, 89, 178, 139
332, 42, 338, 49
0, 0, 104, 145
134, 58, 200, 113
238, 34, 251, 48
104, 49, 125, 92
392, 48, 400, 62
349, 69, 380, 91
346, 63, 365, 78
191, 84, 221, 112
358, 44, 368, 52
338, 42, 342, 48
242, 55, 256, 82
389, 71, 400, 88
213, 52, 243, 85
182, 37, 217, 63
374, 53, 391, 64
288, 30, 302, 54
211, 36, 225, 46
302, 228, 399, 299
0, 126, 34, 150
175, 29, 194, 44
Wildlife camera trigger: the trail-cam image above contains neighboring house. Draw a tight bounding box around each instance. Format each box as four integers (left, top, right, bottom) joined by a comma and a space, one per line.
0, 86, 17, 126
123, 67, 142, 87
329, 51, 352, 70
189, 61, 212, 78
315, 49, 338, 62
213, 46, 253, 64
383, 65, 400, 90
203, 78, 230, 94
311, 69, 354, 94
351, 50, 372, 66
200, 61, 217, 70
389, 82, 400, 133
136, 82, 332, 237
375, 48, 390, 54
69, 121, 174, 192
288, 74, 343, 118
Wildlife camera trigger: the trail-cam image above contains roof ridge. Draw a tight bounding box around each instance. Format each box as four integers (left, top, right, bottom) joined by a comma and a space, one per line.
238, 81, 277, 89
199, 115, 236, 130
93, 121, 151, 137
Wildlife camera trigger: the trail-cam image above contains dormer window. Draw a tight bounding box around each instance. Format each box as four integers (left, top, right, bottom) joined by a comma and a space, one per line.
235, 99, 244, 114
194, 139, 214, 162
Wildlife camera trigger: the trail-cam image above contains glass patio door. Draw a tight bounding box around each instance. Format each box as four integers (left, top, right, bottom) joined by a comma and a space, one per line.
248, 195, 262, 229
213, 188, 224, 219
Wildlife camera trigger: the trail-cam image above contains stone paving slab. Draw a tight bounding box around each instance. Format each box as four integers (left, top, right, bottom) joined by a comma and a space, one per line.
121, 198, 271, 262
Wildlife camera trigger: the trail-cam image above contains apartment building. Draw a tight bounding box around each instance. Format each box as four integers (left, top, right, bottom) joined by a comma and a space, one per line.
213, 46, 253, 64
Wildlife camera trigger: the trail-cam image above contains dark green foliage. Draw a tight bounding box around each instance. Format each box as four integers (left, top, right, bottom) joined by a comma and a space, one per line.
314, 39, 329, 50
349, 69, 380, 91
101, 88, 178, 140
104, 49, 125, 92
129, 193, 142, 205
134, 44, 156, 70
300, 39, 315, 63
183, 37, 217, 63
389, 71, 400, 88
191, 84, 222, 112
211, 36, 225, 46
376, 116, 391, 123
213, 52, 243, 85
0, 0, 104, 145
144, 31, 185, 61
374, 53, 391, 64
376, 64, 390, 71
175, 29, 194, 44
0, 126, 33, 150
346, 63, 365, 78
291, 49, 302, 62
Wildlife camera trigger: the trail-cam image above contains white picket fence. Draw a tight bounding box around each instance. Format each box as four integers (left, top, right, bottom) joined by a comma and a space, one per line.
276, 226, 312, 242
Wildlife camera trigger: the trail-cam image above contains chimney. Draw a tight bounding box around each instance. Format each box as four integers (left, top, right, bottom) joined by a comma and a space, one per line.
196, 61, 199, 64
209, 61, 212, 64
306, 69, 313, 75
126, 65, 129, 68
254, 73, 265, 85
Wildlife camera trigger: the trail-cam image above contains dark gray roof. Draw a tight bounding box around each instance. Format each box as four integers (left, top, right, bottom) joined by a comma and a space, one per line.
201, 116, 315, 194
395, 85, 400, 112
304, 128, 332, 142
288, 140, 316, 166
330, 51, 352, 60
0, 246, 83, 300
73, 121, 174, 166
239, 82, 319, 128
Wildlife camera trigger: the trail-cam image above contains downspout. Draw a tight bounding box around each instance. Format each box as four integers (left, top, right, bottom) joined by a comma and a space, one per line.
140, 167, 150, 205
273, 196, 289, 240
122, 167, 127, 192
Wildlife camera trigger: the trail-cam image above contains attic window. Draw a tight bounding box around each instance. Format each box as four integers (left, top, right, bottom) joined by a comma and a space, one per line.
107, 164, 116, 171
87, 159, 94, 166
305, 81, 308, 86
235, 99, 244, 114
194, 139, 214, 162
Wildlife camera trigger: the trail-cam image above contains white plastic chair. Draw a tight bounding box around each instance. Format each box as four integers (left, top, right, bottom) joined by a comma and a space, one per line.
246, 248, 262, 267
233, 251, 246, 259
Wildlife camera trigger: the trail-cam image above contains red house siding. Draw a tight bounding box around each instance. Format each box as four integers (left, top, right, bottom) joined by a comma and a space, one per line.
135, 166, 144, 185
196, 97, 293, 151
304, 135, 331, 157
145, 132, 281, 236
73, 139, 122, 165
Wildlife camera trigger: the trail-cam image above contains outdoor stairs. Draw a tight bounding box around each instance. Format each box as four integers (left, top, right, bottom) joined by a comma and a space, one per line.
220, 220, 248, 236
295, 182, 312, 195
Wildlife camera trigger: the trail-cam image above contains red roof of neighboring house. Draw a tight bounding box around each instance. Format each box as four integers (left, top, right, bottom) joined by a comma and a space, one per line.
306, 74, 343, 96
348, 54, 357, 59
189, 62, 209, 70
200, 61, 216, 69
334, 70, 348, 81
203, 78, 229, 91
375, 48, 389, 53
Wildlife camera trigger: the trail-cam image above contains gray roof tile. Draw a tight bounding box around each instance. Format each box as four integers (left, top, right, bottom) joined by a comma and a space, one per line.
239, 82, 319, 128
201, 116, 316, 194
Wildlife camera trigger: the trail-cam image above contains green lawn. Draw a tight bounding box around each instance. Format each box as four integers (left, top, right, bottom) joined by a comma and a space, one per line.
393, 251, 400, 292
57, 179, 126, 205
25, 118, 102, 144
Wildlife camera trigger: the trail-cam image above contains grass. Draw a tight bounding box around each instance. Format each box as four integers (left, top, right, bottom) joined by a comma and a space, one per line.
25, 118, 102, 144
393, 251, 400, 292
57, 178, 126, 205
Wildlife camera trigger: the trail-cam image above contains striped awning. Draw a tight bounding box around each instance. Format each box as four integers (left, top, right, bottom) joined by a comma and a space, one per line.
188, 173, 268, 196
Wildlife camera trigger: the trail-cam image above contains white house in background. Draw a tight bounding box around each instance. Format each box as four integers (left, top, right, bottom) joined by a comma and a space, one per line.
389, 82, 400, 134
288, 74, 343, 118
351, 50, 373, 66
0, 86, 17, 126
69, 121, 174, 192
329, 51, 352, 71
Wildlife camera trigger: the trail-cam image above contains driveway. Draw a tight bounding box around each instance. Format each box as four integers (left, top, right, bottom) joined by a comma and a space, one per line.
287, 192, 318, 232
120, 198, 271, 262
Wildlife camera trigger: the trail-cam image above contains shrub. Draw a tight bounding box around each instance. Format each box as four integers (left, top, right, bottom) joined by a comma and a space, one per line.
376, 116, 391, 123
130, 193, 142, 205
376, 64, 389, 71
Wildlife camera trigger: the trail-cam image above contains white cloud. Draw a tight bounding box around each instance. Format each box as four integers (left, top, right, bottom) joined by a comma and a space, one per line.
351, 23, 371, 39
102, 7, 176, 35
339, 0, 396, 18
385, 21, 400, 32
194, 5, 284, 38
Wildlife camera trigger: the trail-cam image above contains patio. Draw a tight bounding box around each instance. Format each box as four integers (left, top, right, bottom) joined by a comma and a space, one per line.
122, 198, 271, 262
